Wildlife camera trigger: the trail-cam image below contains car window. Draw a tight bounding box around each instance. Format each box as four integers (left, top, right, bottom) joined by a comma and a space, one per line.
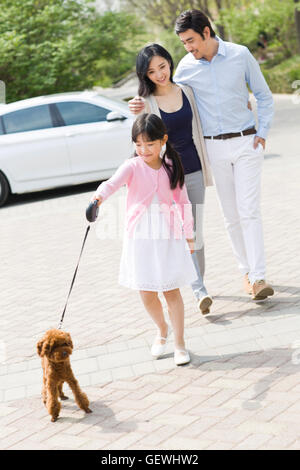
0, 117, 4, 135
55, 101, 110, 126
2, 105, 53, 134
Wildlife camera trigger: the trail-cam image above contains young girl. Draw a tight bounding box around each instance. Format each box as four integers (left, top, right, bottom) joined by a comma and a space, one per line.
91, 113, 198, 365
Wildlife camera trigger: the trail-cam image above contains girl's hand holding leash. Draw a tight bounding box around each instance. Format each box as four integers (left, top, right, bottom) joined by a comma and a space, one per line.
91, 195, 103, 207
86, 195, 102, 223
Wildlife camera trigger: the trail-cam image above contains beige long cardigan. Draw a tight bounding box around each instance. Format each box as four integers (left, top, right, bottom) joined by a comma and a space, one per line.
142, 84, 213, 187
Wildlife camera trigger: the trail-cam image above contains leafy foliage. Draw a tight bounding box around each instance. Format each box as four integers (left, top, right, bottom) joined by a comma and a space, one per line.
261, 55, 300, 93
0, 0, 144, 102
158, 29, 186, 68
218, 0, 298, 59
122, 0, 213, 31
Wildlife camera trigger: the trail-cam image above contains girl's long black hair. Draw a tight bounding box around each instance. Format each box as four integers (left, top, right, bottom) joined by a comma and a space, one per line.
136, 44, 174, 97
132, 114, 184, 190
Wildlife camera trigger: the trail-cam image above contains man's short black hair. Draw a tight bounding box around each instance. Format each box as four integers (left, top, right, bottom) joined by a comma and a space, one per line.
175, 9, 216, 39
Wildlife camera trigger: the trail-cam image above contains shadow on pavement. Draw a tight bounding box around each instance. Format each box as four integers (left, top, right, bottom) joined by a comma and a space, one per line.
189, 347, 299, 412
203, 290, 300, 325
57, 400, 138, 433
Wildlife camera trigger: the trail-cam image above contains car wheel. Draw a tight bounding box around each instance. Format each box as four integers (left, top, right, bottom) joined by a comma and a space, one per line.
0, 172, 10, 207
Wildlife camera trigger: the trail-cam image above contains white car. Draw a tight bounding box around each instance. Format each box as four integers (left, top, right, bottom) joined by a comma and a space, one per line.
0, 91, 134, 206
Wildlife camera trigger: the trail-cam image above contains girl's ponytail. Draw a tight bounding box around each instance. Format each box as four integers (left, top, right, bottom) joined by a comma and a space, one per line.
162, 140, 185, 190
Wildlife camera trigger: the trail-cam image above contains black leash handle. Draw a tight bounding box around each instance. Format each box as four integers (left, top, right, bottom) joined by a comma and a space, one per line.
58, 225, 91, 329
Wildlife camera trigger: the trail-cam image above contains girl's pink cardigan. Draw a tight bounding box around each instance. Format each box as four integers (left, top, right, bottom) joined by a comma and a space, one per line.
95, 157, 194, 239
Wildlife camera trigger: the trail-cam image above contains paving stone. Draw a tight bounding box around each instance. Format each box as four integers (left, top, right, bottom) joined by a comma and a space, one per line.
159, 436, 213, 450
101, 431, 146, 450
237, 420, 288, 435
233, 433, 273, 450
206, 441, 235, 450
42, 433, 90, 450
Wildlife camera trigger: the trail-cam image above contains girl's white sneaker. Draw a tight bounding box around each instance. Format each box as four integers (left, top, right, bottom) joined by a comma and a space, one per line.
151, 326, 171, 359
174, 348, 190, 366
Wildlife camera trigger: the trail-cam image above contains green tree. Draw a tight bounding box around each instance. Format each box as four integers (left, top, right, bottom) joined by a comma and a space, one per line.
123, 0, 233, 32
0, 0, 144, 102
218, 0, 297, 59
295, 0, 300, 52
123, 0, 208, 31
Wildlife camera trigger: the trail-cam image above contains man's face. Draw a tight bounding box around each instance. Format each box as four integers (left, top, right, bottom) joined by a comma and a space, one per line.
178, 28, 210, 60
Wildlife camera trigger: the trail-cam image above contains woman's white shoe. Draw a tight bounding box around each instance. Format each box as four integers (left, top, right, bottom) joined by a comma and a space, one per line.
174, 348, 190, 366
151, 326, 171, 359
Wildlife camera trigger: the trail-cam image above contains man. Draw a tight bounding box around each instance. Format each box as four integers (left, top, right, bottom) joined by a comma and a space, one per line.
130, 9, 274, 301
173, 9, 274, 300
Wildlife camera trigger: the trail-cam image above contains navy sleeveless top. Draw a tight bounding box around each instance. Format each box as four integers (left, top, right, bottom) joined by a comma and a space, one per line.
160, 91, 202, 175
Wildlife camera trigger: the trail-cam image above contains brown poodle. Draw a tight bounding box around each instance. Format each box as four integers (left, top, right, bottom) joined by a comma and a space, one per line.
37, 329, 92, 422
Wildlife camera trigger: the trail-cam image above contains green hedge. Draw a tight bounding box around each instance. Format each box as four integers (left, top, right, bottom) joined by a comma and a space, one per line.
262, 55, 300, 93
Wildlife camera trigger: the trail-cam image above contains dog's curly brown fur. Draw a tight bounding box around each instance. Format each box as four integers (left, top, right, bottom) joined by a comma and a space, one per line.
37, 329, 92, 422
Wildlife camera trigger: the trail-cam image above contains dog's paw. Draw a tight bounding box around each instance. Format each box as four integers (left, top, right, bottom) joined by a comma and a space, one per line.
60, 395, 69, 401
85, 408, 92, 414
51, 416, 58, 422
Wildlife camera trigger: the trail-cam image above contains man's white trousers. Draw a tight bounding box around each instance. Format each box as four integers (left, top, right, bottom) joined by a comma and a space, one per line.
205, 135, 265, 285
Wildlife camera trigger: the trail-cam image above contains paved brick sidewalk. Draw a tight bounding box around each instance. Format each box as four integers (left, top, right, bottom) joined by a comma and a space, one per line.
1, 348, 300, 450
0, 95, 299, 449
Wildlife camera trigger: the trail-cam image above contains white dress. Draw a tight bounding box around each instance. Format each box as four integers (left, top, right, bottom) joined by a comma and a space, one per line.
119, 194, 198, 291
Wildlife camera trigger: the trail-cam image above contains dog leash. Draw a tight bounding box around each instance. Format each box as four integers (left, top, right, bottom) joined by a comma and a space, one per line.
58, 200, 99, 330
58, 225, 91, 330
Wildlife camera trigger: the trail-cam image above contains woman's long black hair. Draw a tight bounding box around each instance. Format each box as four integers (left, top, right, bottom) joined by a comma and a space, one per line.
132, 114, 184, 190
136, 44, 174, 98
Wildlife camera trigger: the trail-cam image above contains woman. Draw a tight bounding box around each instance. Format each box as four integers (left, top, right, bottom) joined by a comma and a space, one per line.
129, 44, 214, 315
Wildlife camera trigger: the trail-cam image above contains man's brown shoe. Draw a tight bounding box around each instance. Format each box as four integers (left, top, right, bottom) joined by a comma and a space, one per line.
244, 273, 252, 295
252, 280, 274, 301
198, 295, 213, 315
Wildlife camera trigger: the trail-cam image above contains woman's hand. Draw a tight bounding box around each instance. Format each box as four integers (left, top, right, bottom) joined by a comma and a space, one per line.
186, 238, 195, 254
91, 194, 102, 207
128, 96, 145, 115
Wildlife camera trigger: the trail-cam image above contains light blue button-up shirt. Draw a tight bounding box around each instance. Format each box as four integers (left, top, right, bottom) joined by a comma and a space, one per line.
173, 37, 274, 139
